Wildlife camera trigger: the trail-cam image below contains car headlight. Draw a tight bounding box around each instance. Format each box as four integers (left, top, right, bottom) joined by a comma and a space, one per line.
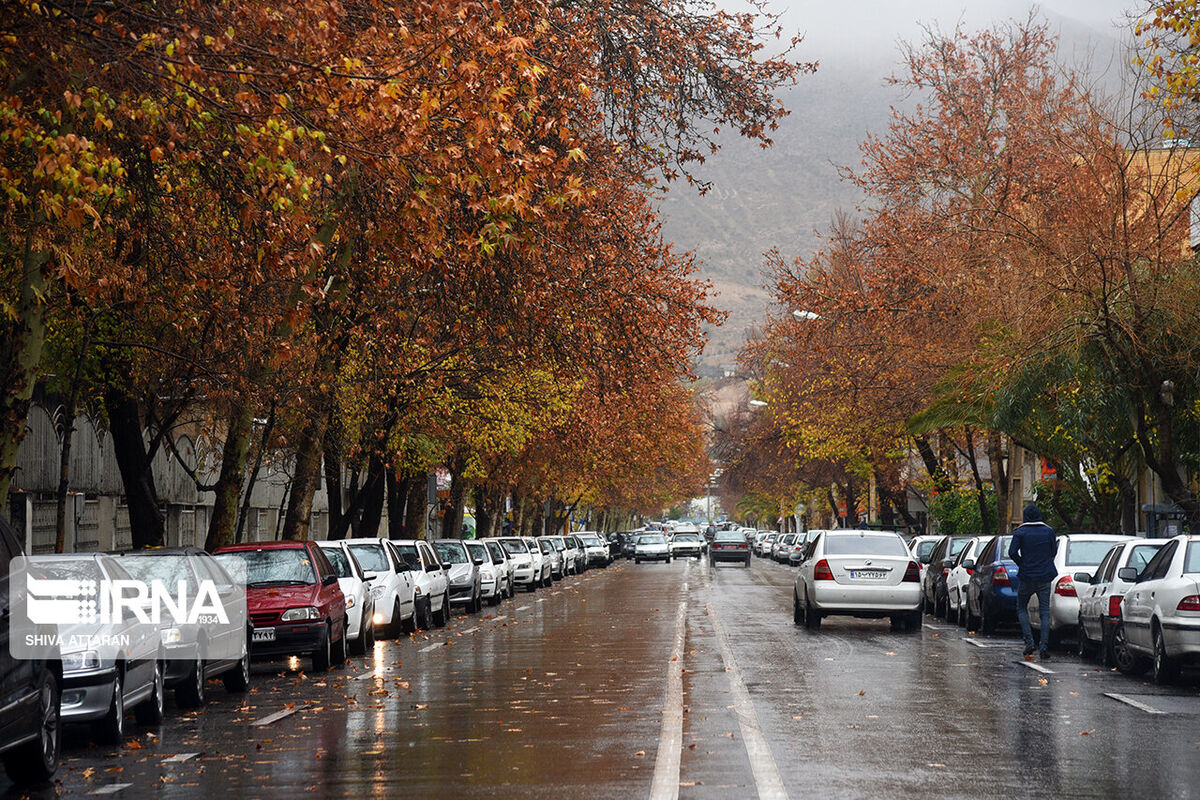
280, 606, 321, 622
160, 627, 184, 645
370, 584, 385, 597
62, 650, 101, 671
480, 568, 494, 580
345, 596, 356, 609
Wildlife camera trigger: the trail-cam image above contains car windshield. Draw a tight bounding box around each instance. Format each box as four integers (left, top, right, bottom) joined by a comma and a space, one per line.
539, 540, 555, 554
674, 534, 702, 542
638, 534, 667, 544
551, 539, 566, 551
434, 542, 469, 564
318, 546, 354, 578
1065, 539, 1119, 567
501, 539, 529, 555
347, 543, 390, 573
913, 540, 937, 560
485, 542, 506, 562
1127, 543, 1163, 573
217, 549, 315, 587
825, 534, 908, 557
118, 555, 201, 591
580, 536, 603, 546
1186, 543, 1200, 575
948, 538, 971, 556
466, 542, 487, 563
30, 558, 103, 582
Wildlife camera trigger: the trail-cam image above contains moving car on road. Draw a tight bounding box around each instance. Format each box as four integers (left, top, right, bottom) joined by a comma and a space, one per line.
709, 530, 751, 567
793, 530, 922, 632
1117, 534, 1200, 684
215, 541, 347, 673
670, 532, 705, 559
634, 533, 672, 564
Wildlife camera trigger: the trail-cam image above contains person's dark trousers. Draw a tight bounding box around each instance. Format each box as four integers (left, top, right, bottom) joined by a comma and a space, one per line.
1016, 578, 1052, 651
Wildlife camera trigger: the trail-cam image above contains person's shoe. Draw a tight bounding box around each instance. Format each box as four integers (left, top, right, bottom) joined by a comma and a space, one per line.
1039, 649, 1051, 662
1023, 644, 1035, 657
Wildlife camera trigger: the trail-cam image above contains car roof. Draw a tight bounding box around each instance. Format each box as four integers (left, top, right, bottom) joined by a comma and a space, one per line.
215, 541, 313, 553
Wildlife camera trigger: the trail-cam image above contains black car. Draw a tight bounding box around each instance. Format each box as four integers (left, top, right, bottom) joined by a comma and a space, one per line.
0, 515, 62, 784
709, 530, 751, 566
921, 535, 973, 617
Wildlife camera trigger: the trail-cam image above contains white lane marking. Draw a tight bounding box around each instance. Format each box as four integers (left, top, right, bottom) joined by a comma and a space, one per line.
649, 591, 688, 800
536, 597, 545, 603
1105, 692, 1167, 714
492, 615, 507, 622
962, 638, 1005, 648
460, 626, 479, 634
419, 642, 443, 653
91, 784, 133, 795
252, 708, 297, 727
1018, 660, 1055, 675
923, 623, 952, 631
353, 670, 378, 680
707, 602, 790, 800
516, 605, 531, 612
161, 752, 199, 764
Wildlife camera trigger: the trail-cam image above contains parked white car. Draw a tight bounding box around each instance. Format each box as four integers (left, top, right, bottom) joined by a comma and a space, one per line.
536, 537, 565, 580
756, 532, 779, 557
521, 536, 552, 588
563, 535, 586, 573
577, 532, 611, 567
945, 536, 985, 626
1026, 533, 1131, 647
908, 535, 943, 588
345, 538, 418, 636
466, 541, 505, 605
1074, 538, 1164, 665
317, 542, 377, 654
387, 540, 450, 629
1117, 534, 1200, 684
482, 539, 514, 598
496, 537, 538, 591
793, 530, 922, 631
432, 539, 483, 614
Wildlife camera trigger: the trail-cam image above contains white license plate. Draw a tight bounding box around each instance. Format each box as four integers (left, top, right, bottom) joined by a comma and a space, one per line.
251, 628, 276, 643
851, 570, 887, 580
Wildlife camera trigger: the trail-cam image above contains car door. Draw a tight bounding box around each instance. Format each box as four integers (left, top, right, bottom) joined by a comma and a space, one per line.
1081, 545, 1119, 639
968, 537, 998, 615
418, 543, 447, 604
1123, 541, 1177, 649
0, 525, 24, 739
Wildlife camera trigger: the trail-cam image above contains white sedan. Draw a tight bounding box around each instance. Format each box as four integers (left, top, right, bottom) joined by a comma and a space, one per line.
1118, 534, 1200, 685
317, 542, 377, 654
634, 533, 672, 563
793, 530, 922, 631
945, 536, 985, 626
1026, 533, 1131, 647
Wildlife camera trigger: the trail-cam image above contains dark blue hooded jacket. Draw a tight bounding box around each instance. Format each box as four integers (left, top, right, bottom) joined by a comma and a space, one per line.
1008, 505, 1057, 584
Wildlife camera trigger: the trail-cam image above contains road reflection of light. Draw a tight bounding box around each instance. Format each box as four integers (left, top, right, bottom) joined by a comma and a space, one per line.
372, 639, 385, 674
287, 655, 301, 671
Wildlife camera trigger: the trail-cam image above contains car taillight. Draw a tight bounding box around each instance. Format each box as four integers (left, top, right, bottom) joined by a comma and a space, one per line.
965, 568, 974, 575
903, 561, 920, 582
941, 568, 950, 578
992, 567, 1010, 586
1055, 576, 1077, 597
814, 560, 834, 580
1107, 595, 1124, 617
1178, 595, 1200, 611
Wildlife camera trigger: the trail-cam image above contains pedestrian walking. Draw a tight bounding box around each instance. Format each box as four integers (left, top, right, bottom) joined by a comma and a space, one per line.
1008, 504, 1057, 660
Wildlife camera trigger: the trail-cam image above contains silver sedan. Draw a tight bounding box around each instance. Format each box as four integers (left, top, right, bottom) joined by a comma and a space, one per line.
1118, 534, 1200, 685
793, 530, 922, 632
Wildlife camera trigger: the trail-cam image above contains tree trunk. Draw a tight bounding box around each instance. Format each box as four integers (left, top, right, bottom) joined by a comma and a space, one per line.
473, 485, 492, 541
0, 228, 50, 518
105, 388, 165, 549
404, 472, 427, 539
443, 458, 467, 539
235, 406, 275, 544
280, 416, 327, 541
322, 418, 343, 538
387, 469, 409, 539
357, 454, 387, 538
205, 404, 253, 552
986, 431, 1009, 534
963, 428, 992, 539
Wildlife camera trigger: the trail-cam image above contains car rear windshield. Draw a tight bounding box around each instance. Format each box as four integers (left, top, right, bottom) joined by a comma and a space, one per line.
825, 534, 908, 557
501, 539, 529, 555
713, 532, 744, 542
674, 534, 702, 542
1127, 543, 1163, 573
1065, 539, 1120, 567
913, 540, 937, 560
1186, 543, 1200, 575
434, 542, 469, 564
318, 546, 354, 578
638, 534, 667, 544
217, 548, 316, 587
948, 538, 971, 556
346, 543, 390, 572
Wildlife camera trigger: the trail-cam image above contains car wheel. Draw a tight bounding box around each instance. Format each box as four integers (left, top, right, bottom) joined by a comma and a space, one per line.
311, 626, 333, 672
135, 660, 165, 725
1152, 625, 1180, 685
418, 598, 433, 630
176, 657, 207, 708
1112, 622, 1147, 675
980, 605, 996, 635
223, 639, 251, 693
965, 601, 980, 632
331, 623, 347, 666
744, 556, 751, 567
793, 591, 804, 626
387, 600, 405, 637
935, 593, 948, 620
666, 557, 672, 564
470, 590, 482, 614
95, 669, 125, 745
433, 593, 449, 627
2, 666, 60, 783
402, 601, 418, 634
635, 558, 641, 564
1076, 616, 1094, 659
804, 595, 822, 632
1047, 627, 1063, 650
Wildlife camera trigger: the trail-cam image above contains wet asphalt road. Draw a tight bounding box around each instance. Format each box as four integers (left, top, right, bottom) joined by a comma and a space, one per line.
13, 555, 1200, 799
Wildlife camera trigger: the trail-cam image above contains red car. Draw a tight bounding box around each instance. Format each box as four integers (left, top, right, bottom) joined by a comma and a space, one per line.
214, 541, 348, 672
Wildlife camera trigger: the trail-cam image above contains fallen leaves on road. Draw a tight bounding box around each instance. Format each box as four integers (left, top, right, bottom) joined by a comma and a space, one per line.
635, 750, 645, 756
1081, 730, 1095, 736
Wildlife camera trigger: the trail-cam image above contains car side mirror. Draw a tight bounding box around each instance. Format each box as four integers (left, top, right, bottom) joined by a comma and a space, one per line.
362, 574, 375, 582
322, 573, 338, 587
1073, 572, 1092, 585
941, 558, 954, 568
962, 560, 975, 571
1117, 567, 1138, 582
473, 557, 485, 566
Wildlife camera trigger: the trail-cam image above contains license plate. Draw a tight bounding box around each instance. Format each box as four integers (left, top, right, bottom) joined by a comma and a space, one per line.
251, 628, 276, 643
851, 570, 887, 580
